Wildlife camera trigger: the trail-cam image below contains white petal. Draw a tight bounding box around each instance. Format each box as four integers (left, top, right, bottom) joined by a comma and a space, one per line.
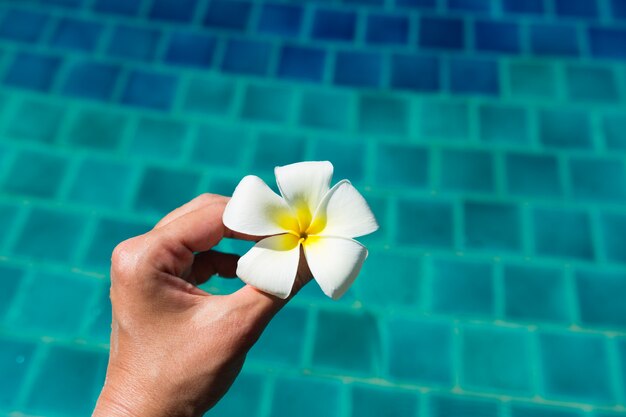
275, 161, 333, 230
303, 236, 368, 300
308, 180, 379, 238
237, 234, 302, 299
223, 175, 299, 236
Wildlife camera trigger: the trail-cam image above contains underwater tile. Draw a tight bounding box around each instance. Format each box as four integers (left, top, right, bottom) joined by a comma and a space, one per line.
351, 385, 418, 417
67, 157, 134, 209
251, 131, 305, 171
84, 217, 151, 270
554, 0, 598, 18
601, 212, 626, 264
539, 332, 614, 404
386, 317, 453, 385
4, 51, 62, 92
107, 24, 161, 61
3, 149, 68, 199
503, 264, 570, 323
310, 137, 365, 182
241, 83, 294, 123
67, 108, 127, 151
134, 166, 201, 217
24, 345, 107, 416
148, 0, 198, 22
365, 13, 410, 45
568, 157, 626, 202
221, 38, 273, 76
529, 24, 580, 56
203, 0, 252, 31
575, 269, 626, 328
0, 337, 37, 408
313, 309, 381, 375
390, 53, 440, 92
505, 153, 561, 197
333, 50, 383, 88
429, 394, 499, 417
5, 99, 65, 144
396, 198, 454, 248
419, 100, 470, 140
375, 143, 428, 188
463, 201, 521, 252
589, 27, 626, 59
356, 251, 420, 307
532, 208, 594, 260
130, 116, 189, 161
396, 0, 436, 9
86, 285, 111, 344
257, 3, 303, 37
539, 109, 592, 149
565, 65, 620, 102
121, 69, 178, 111
447, 0, 492, 13
449, 57, 500, 95
510, 403, 584, 417
311, 8, 357, 42
49, 17, 103, 52
461, 325, 532, 393
479, 104, 529, 144
612, 0, 626, 19
501, 0, 545, 14
277, 44, 326, 82
249, 305, 307, 366
439, 149, 495, 192
0, 8, 49, 43
0, 264, 25, 319
272, 377, 341, 417
602, 113, 626, 150
164, 30, 217, 68
209, 373, 263, 416
92, 0, 142, 16
358, 93, 409, 137
508, 61, 557, 98
419, 16, 465, 50
474, 20, 521, 54
182, 76, 236, 116
192, 123, 250, 168
430, 258, 494, 316
61, 61, 121, 101
299, 90, 351, 130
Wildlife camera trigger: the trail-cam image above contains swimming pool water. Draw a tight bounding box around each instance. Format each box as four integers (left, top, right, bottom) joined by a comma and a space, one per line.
0, 0, 625, 416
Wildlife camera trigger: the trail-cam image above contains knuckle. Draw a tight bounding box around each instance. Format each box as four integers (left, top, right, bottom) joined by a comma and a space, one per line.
110, 237, 143, 286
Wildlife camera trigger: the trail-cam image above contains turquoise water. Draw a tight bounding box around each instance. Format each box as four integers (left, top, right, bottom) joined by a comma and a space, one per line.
0, 0, 626, 416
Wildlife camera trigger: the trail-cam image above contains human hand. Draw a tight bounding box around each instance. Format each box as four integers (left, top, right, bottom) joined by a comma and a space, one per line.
92, 194, 312, 417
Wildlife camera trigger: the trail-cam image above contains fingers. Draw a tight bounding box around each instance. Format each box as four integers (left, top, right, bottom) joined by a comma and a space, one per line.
185, 250, 239, 285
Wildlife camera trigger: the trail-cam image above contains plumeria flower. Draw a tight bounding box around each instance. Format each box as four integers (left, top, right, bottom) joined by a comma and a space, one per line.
223, 161, 378, 300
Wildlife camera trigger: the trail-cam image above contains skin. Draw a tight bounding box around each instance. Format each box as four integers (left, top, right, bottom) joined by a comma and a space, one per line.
92, 194, 312, 417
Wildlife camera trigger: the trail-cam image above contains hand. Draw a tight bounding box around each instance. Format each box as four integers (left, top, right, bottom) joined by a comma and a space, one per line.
92, 194, 312, 417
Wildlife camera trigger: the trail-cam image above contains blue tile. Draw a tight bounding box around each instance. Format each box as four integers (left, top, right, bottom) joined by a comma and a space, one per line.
191, 123, 250, 168
351, 385, 419, 417
447, 0, 491, 12
272, 377, 341, 417
505, 153, 561, 197
204, 0, 252, 31
532, 208, 593, 260
0, 264, 25, 318
612, 0, 626, 19
366, 13, 409, 45
390, 54, 440, 92
439, 149, 494, 192
121, 70, 178, 110
134, 166, 201, 216
299, 90, 351, 130
461, 326, 532, 393
554, 0, 598, 18
539, 333, 613, 404
61, 61, 120, 101
601, 212, 626, 264
67, 109, 127, 151
356, 251, 420, 306
430, 395, 499, 417
343, 0, 384, 4
130, 116, 189, 161
277, 44, 326, 82
41, 0, 83, 8
387, 318, 453, 385
4, 51, 62, 91
474, 20, 520, 53
431, 258, 494, 316
312, 310, 381, 374
311, 8, 357, 41
569, 157, 626, 202
375, 144, 428, 188
358, 94, 409, 137
49, 17, 103, 52
397, 199, 454, 248
0, 8, 48, 43
257, 3, 303, 37
590, 27, 626, 59
12, 207, 86, 262
11, 271, 98, 337
24, 346, 106, 416
249, 305, 307, 365
396, 0, 436, 8
530, 24, 580, 56
2, 149, 68, 199
92, 0, 142, 15
479, 105, 529, 144
0, 337, 37, 408
221, 38, 273, 76
182, 76, 236, 116
449, 58, 499, 95
576, 270, 626, 328
334, 50, 382, 87
539, 109, 592, 149
502, 0, 545, 14
565, 65, 620, 102
419, 16, 465, 50
210, 373, 263, 416
241, 84, 295, 123
107, 25, 161, 61
5, 99, 65, 144
164, 30, 217, 68
148, 0, 199, 22
67, 158, 134, 209
463, 201, 521, 252
84, 217, 150, 270
504, 264, 570, 323
603, 114, 626, 150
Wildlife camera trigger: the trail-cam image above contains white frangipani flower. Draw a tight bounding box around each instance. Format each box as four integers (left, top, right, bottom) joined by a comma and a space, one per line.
223, 161, 379, 300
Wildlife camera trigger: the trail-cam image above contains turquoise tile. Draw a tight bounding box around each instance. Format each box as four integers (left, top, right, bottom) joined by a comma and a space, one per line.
2, 149, 69, 199
461, 326, 532, 394
0, 202, 20, 248
191, 123, 251, 168
396, 198, 454, 248
429, 394, 500, 417
0, 337, 37, 408
299, 90, 352, 131
510, 403, 584, 417
129, 116, 189, 161
67, 157, 135, 209
419, 100, 470, 140
251, 131, 305, 172
86, 285, 111, 344
602, 113, 626, 150
249, 304, 307, 366
600, 211, 626, 264
386, 317, 453, 385
565, 64, 620, 102
83, 217, 151, 270
207, 373, 263, 417
575, 270, 626, 329
4, 99, 65, 144
23, 345, 107, 416
568, 157, 626, 202
532, 208, 594, 260
240, 83, 294, 123
358, 93, 409, 137
463, 201, 521, 252
310, 137, 366, 183
508, 61, 557, 98
182, 76, 236, 116
67, 108, 128, 151
478, 104, 529, 144
505, 153, 562, 197
618, 339, 626, 400
539, 109, 592, 150
439, 149, 495, 193
312, 309, 381, 375
375, 144, 429, 188
351, 384, 419, 417
0, 264, 25, 319
134, 166, 201, 216
271, 376, 342, 417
